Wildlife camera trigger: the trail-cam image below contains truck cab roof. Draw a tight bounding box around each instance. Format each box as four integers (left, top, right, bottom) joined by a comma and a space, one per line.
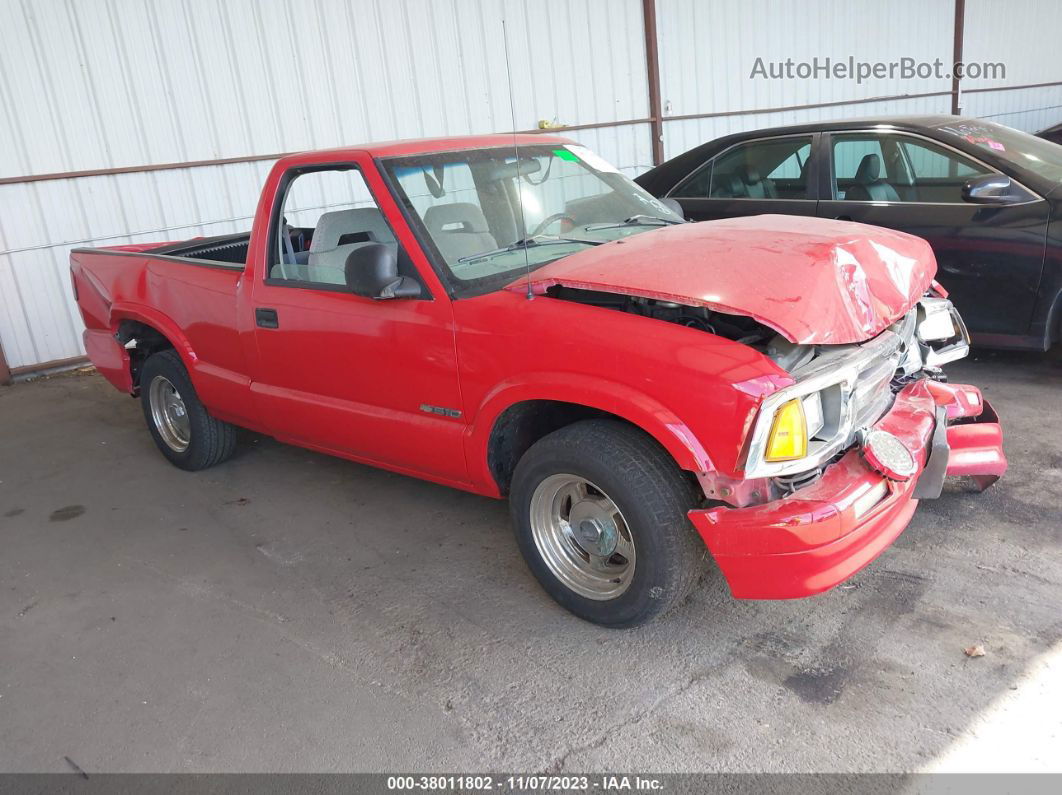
275, 133, 574, 166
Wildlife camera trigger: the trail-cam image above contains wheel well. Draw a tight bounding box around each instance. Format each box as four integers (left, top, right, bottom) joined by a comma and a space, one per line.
487, 400, 685, 496
115, 320, 175, 392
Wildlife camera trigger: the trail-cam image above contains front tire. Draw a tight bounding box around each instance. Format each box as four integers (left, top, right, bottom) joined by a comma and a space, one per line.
510, 420, 705, 627
139, 350, 236, 471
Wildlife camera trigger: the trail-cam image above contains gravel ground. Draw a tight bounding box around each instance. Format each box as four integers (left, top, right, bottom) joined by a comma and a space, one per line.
1, 350, 1059, 773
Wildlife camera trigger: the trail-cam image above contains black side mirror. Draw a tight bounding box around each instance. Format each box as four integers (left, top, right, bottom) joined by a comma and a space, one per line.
962, 174, 1020, 204
344, 243, 421, 300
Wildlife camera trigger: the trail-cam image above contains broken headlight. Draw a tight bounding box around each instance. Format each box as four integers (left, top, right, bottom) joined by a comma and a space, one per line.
917, 297, 969, 367
743, 332, 902, 479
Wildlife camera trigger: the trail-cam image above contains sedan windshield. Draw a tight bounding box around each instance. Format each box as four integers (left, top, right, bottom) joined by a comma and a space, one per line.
381, 144, 682, 294
934, 119, 1062, 184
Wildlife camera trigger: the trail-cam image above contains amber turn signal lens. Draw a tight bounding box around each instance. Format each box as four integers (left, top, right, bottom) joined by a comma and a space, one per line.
765, 398, 808, 462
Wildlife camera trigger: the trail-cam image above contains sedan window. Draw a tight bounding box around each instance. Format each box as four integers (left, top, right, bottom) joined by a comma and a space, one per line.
671, 136, 813, 200
896, 138, 992, 203
832, 133, 993, 203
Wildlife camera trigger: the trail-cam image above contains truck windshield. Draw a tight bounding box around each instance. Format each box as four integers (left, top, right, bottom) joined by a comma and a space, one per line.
381, 144, 682, 295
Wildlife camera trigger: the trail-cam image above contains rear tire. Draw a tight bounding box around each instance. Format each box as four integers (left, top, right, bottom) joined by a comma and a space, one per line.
139, 350, 236, 471
510, 419, 705, 627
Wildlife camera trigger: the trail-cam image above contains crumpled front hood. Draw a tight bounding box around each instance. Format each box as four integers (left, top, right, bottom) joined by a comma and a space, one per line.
522, 215, 937, 344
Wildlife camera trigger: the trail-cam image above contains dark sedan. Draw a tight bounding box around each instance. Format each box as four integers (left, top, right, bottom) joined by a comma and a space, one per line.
637, 115, 1062, 351
1037, 121, 1062, 146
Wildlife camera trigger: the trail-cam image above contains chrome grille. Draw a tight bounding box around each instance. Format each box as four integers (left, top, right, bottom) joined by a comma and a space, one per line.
852, 353, 898, 429
848, 310, 920, 432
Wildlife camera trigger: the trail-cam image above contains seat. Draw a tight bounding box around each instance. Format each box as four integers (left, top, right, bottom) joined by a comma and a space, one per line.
714, 165, 777, 199
423, 202, 497, 262
305, 208, 397, 284
844, 154, 900, 202
738, 164, 777, 199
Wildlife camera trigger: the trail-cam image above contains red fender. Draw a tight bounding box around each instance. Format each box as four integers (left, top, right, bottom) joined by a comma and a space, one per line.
464, 372, 716, 495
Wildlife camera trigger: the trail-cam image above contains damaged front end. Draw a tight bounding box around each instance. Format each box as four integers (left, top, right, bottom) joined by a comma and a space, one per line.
687, 292, 1007, 600
543, 282, 1003, 510
526, 216, 1004, 598
714, 292, 987, 507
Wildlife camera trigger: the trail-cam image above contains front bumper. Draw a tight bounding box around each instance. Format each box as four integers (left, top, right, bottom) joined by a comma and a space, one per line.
688, 379, 1006, 599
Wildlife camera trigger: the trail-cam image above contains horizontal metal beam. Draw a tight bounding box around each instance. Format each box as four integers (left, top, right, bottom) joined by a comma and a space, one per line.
0, 119, 655, 187
662, 90, 956, 124
962, 79, 1062, 95
0, 152, 289, 186
1, 80, 1059, 188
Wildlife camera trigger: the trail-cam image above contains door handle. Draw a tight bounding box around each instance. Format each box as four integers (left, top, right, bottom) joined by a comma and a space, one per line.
255, 308, 279, 329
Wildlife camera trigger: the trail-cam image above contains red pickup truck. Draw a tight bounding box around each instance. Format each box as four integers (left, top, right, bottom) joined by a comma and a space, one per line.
71, 135, 1007, 627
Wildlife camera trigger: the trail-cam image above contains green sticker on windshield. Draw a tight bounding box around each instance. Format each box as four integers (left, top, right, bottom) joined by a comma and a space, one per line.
553, 148, 579, 162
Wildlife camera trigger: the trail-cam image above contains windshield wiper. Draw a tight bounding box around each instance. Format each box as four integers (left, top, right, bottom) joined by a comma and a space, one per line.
583, 214, 683, 231
456, 235, 602, 264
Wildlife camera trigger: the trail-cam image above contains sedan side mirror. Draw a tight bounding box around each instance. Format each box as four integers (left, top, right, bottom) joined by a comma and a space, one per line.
961, 174, 1021, 204
345, 243, 422, 300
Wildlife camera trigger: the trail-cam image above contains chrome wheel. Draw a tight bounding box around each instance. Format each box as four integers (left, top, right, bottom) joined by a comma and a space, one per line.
528, 474, 636, 600
148, 375, 191, 453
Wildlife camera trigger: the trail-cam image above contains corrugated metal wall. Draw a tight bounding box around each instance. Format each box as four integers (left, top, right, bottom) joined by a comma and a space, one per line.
1, 0, 1059, 372
655, 0, 957, 158
961, 0, 1062, 131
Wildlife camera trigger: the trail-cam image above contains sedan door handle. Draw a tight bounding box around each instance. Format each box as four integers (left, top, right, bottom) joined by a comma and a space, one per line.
255, 308, 279, 329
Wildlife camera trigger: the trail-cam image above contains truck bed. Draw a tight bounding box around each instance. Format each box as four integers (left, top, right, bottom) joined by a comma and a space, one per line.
148, 232, 252, 266
70, 240, 252, 428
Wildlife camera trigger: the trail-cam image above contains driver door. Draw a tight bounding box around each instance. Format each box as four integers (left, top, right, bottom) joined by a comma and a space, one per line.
249, 157, 469, 484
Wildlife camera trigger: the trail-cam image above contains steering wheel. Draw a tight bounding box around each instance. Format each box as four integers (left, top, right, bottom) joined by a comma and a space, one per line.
530, 213, 577, 237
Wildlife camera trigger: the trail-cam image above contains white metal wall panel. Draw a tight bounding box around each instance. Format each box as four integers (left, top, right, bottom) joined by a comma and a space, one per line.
0, 0, 648, 369
656, 0, 954, 127
0, 0, 647, 178
961, 85, 1062, 133
961, 0, 1062, 131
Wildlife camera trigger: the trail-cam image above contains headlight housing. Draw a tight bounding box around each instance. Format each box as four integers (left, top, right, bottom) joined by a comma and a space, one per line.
764, 398, 807, 462
916, 297, 969, 367
743, 331, 902, 479
743, 296, 969, 480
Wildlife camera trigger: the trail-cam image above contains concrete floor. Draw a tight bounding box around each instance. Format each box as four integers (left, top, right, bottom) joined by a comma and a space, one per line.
1, 351, 1060, 773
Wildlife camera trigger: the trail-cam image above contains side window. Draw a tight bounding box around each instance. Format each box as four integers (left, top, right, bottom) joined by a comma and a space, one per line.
672, 136, 813, 200
270, 167, 399, 286
832, 135, 889, 200
896, 137, 993, 203
833, 133, 995, 203
766, 142, 811, 180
